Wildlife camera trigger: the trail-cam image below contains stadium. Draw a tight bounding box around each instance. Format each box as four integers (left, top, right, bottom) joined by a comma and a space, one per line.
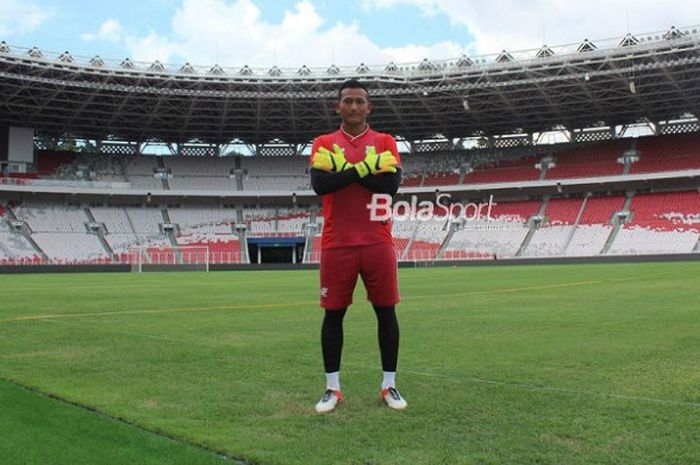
1, 20, 699, 465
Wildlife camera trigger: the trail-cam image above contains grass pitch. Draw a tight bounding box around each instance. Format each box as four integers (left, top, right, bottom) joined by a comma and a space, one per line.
1, 262, 699, 465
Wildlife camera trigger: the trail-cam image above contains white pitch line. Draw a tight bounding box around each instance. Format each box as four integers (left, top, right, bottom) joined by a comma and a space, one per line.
346, 363, 700, 409
0, 273, 676, 324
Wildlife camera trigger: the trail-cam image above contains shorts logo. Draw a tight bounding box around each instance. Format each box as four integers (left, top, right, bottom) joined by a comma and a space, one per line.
320, 287, 328, 298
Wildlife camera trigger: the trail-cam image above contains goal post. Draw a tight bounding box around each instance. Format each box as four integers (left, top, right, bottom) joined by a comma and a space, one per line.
128, 245, 209, 272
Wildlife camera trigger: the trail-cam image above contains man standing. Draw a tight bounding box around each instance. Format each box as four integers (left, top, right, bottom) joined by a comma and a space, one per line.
309, 79, 407, 413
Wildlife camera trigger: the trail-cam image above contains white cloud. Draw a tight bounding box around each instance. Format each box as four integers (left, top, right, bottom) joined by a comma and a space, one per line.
77, 0, 697, 69
160, 0, 391, 67
383, 41, 463, 63
0, 0, 54, 36
362, 0, 700, 55
124, 30, 180, 63
84, 0, 465, 68
81, 19, 123, 43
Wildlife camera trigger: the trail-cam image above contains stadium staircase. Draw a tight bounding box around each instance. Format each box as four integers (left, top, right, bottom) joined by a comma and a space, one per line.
12, 219, 48, 262
399, 221, 421, 260
436, 220, 458, 259
157, 157, 170, 190
560, 195, 590, 254
457, 169, 467, 185
621, 141, 637, 175
0, 204, 13, 257
234, 207, 250, 264
600, 192, 634, 255
233, 205, 250, 262
160, 208, 181, 250
84, 207, 115, 260
123, 207, 139, 240
233, 156, 244, 191
516, 197, 549, 256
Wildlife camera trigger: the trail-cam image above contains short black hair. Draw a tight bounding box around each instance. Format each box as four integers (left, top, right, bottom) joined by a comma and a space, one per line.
338, 79, 369, 101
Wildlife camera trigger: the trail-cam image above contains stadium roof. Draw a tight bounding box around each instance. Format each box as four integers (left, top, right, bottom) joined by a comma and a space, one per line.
0, 26, 699, 146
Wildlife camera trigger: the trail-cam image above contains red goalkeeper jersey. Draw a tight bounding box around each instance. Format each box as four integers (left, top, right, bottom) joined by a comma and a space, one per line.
311, 126, 401, 249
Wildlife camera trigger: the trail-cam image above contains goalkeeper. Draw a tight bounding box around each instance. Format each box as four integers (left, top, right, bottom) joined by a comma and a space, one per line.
309, 79, 406, 413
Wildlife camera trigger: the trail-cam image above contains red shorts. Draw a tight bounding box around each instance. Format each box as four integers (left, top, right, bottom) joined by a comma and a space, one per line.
319, 242, 399, 309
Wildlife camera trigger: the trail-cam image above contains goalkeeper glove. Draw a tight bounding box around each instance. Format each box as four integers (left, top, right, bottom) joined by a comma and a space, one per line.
311, 147, 334, 172
354, 147, 398, 178
330, 144, 353, 172
311, 145, 353, 172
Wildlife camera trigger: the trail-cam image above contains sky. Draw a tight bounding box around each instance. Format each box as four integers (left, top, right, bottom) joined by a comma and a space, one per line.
0, 0, 698, 68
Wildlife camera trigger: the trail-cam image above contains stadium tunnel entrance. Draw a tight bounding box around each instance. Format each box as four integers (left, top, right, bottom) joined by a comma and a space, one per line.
247, 237, 305, 264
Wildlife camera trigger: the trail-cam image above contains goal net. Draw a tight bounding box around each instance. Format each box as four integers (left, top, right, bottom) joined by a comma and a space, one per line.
128, 245, 209, 272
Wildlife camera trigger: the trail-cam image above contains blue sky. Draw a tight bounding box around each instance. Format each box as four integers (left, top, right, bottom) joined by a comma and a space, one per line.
1, 0, 697, 68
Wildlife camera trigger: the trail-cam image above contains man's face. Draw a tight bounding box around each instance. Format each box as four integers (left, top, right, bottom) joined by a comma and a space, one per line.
336, 87, 372, 127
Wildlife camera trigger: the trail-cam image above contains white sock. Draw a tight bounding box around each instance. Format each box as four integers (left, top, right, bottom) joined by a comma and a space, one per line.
382, 371, 396, 389
325, 371, 340, 391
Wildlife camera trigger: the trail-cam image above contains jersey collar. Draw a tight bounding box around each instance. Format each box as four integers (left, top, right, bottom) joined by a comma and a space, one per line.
340, 124, 370, 143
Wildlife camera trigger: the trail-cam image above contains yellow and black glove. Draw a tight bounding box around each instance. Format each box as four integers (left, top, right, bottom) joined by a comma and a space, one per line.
354, 147, 398, 178
311, 144, 353, 172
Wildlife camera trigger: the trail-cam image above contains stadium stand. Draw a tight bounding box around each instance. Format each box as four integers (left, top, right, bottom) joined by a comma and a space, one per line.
405, 216, 451, 260
11, 134, 700, 194
463, 155, 541, 184
12, 202, 89, 233
400, 175, 423, 187
243, 207, 311, 236
523, 225, 575, 257
35, 151, 77, 176
607, 191, 700, 255
124, 157, 162, 190
240, 156, 309, 191
578, 196, 627, 224
0, 232, 41, 263
3, 132, 700, 265
564, 224, 614, 257
176, 235, 242, 264
558, 196, 627, 256
446, 221, 530, 259
423, 172, 460, 187
520, 198, 584, 256
2, 184, 698, 264
32, 232, 107, 263
630, 133, 700, 174
545, 140, 628, 179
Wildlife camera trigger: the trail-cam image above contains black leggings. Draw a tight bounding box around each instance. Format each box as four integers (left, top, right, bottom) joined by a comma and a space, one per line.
321, 305, 399, 373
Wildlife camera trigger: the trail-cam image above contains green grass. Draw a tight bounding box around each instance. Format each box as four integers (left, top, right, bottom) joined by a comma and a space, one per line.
1, 262, 699, 465
0, 379, 229, 465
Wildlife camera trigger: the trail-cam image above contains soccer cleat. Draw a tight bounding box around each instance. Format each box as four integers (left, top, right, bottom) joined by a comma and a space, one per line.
315, 389, 344, 413
381, 387, 407, 410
